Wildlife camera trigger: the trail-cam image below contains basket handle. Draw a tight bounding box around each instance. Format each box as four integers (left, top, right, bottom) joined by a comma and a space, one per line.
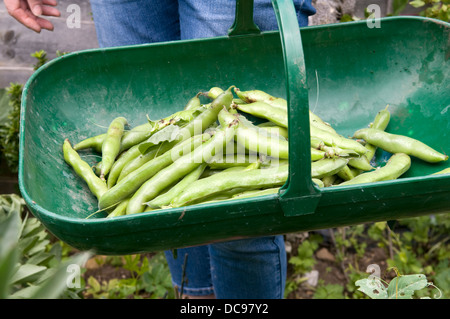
271, 0, 321, 217
229, 0, 321, 216
228, 0, 261, 36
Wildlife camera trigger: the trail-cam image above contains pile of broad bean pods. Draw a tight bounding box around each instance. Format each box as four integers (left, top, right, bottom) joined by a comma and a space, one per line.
63, 86, 449, 218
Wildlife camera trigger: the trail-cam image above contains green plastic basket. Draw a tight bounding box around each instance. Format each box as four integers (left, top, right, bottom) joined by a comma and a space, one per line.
19, 0, 450, 254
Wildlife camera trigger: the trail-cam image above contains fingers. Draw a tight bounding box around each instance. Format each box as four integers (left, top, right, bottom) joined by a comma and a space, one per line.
27, 0, 60, 17
41, 3, 60, 17
10, 7, 43, 32
36, 16, 55, 30
42, 0, 58, 5
5, 0, 60, 32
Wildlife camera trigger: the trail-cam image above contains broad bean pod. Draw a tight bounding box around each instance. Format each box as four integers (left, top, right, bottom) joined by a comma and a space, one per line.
257, 123, 289, 139
63, 139, 107, 200
187, 161, 263, 204
339, 153, 411, 186
235, 101, 288, 128
347, 156, 373, 171
231, 187, 280, 200
311, 158, 349, 179
119, 122, 154, 152
170, 164, 289, 208
365, 105, 391, 161
183, 92, 201, 111
321, 174, 338, 187
311, 137, 359, 159
310, 148, 326, 161
312, 178, 325, 188
219, 108, 289, 159
309, 111, 337, 134
310, 125, 368, 155
106, 141, 147, 188
107, 198, 130, 218
116, 141, 176, 185
100, 117, 128, 179
98, 133, 210, 210
73, 133, 105, 153
169, 85, 234, 143
233, 88, 340, 137
126, 121, 238, 214
207, 154, 256, 169
74, 122, 153, 154
146, 163, 207, 209
110, 106, 207, 186
348, 105, 390, 170
337, 164, 358, 181
353, 128, 448, 163
207, 87, 224, 99
234, 88, 287, 111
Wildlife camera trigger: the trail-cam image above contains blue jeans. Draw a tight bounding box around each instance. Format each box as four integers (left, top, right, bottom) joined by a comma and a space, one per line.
90, 0, 316, 46
89, 0, 315, 299
164, 236, 287, 298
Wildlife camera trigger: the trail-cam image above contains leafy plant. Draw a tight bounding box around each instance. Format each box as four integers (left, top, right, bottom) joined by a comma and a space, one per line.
313, 281, 345, 299
85, 252, 174, 299
0, 89, 12, 127
340, 0, 449, 22
355, 268, 442, 299
285, 233, 323, 297
392, 0, 450, 21
140, 252, 175, 299
409, 0, 450, 21
288, 233, 323, 275
0, 50, 67, 173
30, 50, 48, 71
0, 194, 91, 299
0, 83, 22, 173
392, 0, 411, 15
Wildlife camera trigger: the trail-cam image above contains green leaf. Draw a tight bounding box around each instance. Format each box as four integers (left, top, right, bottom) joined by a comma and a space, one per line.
10, 264, 47, 285
340, 14, 355, 22
9, 285, 41, 299
27, 251, 92, 299
0, 248, 19, 299
387, 274, 428, 299
26, 236, 50, 257
87, 276, 101, 293
139, 106, 205, 154
169, 109, 198, 123
30, 50, 48, 70
0, 200, 22, 298
138, 124, 180, 154
21, 216, 44, 238
434, 260, 450, 296
17, 235, 39, 256
313, 284, 345, 299
0, 83, 23, 172
26, 251, 55, 267
0, 88, 12, 127
355, 277, 388, 299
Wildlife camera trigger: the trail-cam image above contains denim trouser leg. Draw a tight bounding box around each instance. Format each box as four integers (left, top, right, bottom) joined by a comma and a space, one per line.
164, 246, 215, 296
209, 236, 287, 299
164, 235, 287, 299
90, 0, 316, 47
90, 0, 181, 47
179, 0, 315, 39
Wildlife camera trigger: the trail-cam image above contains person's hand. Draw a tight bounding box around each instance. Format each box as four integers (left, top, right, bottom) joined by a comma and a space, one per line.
4, 0, 60, 32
